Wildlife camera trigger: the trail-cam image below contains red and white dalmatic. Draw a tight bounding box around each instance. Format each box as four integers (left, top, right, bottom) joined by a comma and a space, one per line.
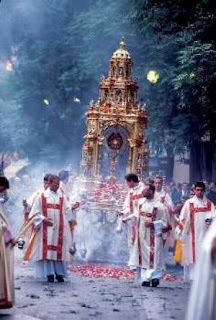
155, 190, 173, 210
122, 183, 145, 260
155, 190, 174, 240
123, 182, 145, 217
25, 189, 72, 262
128, 198, 168, 269
176, 195, 215, 266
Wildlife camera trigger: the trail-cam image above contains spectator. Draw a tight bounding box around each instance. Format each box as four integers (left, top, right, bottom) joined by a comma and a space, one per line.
171, 183, 181, 203
181, 182, 190, 201
206, 182, 216, 205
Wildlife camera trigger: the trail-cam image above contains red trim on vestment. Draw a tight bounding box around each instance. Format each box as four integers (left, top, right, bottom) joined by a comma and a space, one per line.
41, 194, 64, 260
189, 203, 196, 263
178, 221, 184, 231
129, 193, 133, 213
149, 227, 155, 268
161, 196, 166, 204
0, 299, 13, 308
24, 212, 29, 223
138, 206, 158, 268
132, 194, 144, 201
47, 204, 60, 210
47, 245, 58, 251
140, 212, 154, 218
137, 205, 142, 265
189, 200, 212, 263
149, 208, 157, 268
191, 200, 211, 213
129, 192, 144, 213
42, 194, 48, 260
57, 196, 64, 260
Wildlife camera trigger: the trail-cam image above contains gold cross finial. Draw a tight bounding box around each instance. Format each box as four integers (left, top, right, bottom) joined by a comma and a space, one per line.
119, 36, 126, 50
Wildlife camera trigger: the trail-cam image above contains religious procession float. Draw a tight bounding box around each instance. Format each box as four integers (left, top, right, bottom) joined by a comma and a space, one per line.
73, 38, 149, 264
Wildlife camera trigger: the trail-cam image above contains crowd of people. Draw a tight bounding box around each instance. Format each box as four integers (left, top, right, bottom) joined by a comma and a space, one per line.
0, 171, 80, 308
161, 180, 216, 205
0, 171, 216, 318
120, 173, 216, 318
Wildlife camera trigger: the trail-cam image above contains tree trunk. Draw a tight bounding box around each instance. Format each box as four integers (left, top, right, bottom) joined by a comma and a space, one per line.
201, 142, 213, 182
190, 141, 216, 183
212, 144, 216, 182
190, 141, 203, 183
165, 155, 174, 182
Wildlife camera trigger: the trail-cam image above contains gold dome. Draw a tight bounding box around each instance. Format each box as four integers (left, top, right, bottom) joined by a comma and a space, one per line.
112, 37, 131, 59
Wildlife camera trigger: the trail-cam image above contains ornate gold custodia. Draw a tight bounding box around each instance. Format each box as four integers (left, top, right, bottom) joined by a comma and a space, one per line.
80, 37, 148, 183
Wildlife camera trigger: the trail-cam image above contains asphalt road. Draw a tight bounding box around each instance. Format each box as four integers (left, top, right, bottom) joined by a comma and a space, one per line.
0, 264, 190, 320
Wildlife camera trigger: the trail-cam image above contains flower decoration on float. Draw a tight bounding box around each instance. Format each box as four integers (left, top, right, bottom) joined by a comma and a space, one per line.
146, 70, 159, 84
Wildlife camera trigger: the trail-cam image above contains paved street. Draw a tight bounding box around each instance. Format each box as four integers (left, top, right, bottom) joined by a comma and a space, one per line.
0, 265, 190, 320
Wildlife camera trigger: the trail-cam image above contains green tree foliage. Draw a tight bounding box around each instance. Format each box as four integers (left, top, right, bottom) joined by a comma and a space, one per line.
0, 0, 91, 160
0, 0, 215, 180
0, 0, 135, 162
130, 0, 216, 180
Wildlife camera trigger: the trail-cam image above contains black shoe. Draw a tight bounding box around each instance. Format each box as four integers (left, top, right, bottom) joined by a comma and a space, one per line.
141, 281, 150, 287
47, 275, 54, 283
56, 274, 64, 282
152, 279, 160, 287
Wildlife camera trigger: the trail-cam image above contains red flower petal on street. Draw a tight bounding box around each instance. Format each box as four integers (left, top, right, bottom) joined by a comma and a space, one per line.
68, 264, 182, 281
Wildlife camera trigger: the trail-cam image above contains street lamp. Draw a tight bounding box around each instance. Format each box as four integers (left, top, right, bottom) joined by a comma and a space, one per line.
147, 70, 159, 84
5, 60, 13, 72
43, 98, 50, 106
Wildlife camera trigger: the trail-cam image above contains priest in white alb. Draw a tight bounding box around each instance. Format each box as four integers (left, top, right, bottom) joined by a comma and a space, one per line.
125, 182, 168, 287
154, 175, 174, 262
154, 176, 173, 233
23, 175, 74, 282
154, 175, 173, 210
22, 173, 52, 222
119, 174, 145, 272
175, 181, 215, 280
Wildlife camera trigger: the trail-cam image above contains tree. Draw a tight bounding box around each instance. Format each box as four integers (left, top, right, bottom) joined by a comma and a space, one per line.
1, 0, 215, 181
0, 0, 137, 164
129, 0, 216, 181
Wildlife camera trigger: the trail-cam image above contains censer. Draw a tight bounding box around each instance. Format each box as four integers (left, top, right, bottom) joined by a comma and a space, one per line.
80, 247, 87, 259
69, 242, 76, 256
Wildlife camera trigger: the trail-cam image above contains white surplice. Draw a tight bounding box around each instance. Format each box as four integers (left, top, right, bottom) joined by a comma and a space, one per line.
154, 190, 173, 209
122, 182, 145, 267
155, 189, 174, 262
155, 189, 173, 229
25, 188, 73, 278
176, 195, 215, 280
128, 197, 168, 281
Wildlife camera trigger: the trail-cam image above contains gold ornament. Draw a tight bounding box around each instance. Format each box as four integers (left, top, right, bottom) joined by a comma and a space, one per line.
80, 38, 148, 184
